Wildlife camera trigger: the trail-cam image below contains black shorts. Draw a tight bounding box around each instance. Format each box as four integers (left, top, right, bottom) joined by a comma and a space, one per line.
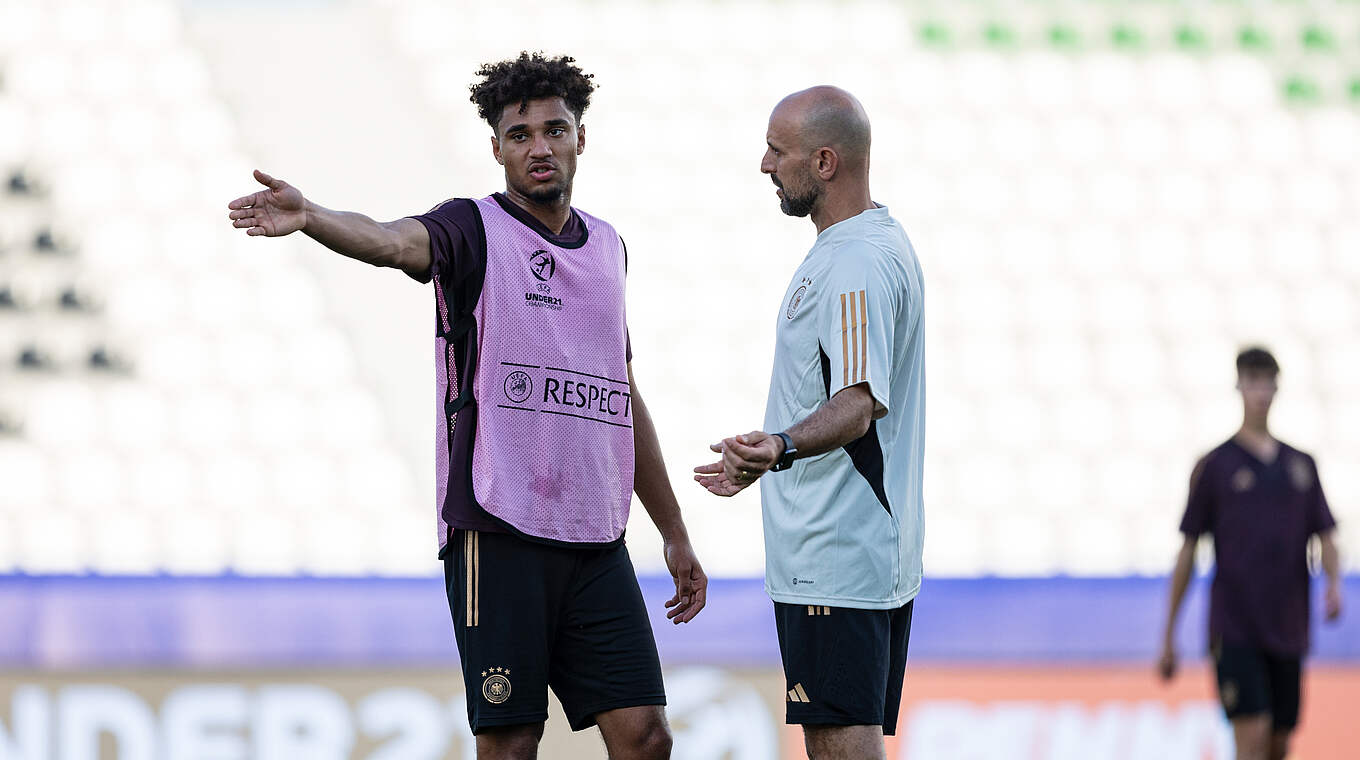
1213, 640, 1302, 730
444, 529, 666, 733
774, 599, 914, 735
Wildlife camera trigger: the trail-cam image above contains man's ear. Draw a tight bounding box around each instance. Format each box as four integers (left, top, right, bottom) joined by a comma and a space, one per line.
577, 123, 586, 156
491, 135, 504, 165
814, 147, 839, 180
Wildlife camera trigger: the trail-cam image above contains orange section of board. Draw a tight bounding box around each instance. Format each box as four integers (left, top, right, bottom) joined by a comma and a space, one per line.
780, 665, 1360, 759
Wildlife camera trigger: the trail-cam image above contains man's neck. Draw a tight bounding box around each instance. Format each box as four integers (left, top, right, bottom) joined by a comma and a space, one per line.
1239, 416, 1271, 437
503, 187, 573, 235
811, 188, 875, 234
1235, 423, 1277, 460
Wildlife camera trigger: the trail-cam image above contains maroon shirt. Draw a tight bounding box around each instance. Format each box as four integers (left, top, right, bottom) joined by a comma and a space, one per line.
1179, 437, 1337, 656
406, 194, 630, 553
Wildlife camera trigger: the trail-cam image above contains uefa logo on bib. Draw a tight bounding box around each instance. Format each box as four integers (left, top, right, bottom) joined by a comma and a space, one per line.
504, 371, 533, 403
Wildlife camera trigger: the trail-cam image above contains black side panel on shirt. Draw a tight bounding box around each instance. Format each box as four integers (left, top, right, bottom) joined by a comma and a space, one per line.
820, 345, 832, 397
410, 199, 502, 551
441, 200, 486, 401
820, 344, 892, 515
450, 203, 491, 536
845, 424, 891, 515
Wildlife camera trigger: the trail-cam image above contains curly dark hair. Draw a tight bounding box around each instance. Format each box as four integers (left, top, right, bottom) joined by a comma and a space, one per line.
469, 52, 596, 130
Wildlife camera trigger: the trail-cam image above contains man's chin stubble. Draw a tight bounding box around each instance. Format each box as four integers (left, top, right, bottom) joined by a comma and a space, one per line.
528, 186, 566, 204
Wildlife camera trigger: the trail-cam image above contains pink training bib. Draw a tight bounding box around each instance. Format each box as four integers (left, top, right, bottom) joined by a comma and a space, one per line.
467, 196, 634, 543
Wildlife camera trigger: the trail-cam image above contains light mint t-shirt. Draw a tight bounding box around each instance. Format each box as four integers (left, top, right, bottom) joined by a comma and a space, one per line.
761, 205, 925, 609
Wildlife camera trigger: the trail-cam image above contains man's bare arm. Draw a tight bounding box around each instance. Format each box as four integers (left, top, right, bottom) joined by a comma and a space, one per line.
630, 364, 708, 623
228, 169, 431, 278
1321, 529, 1343, 621
694, 383, 875, 496
1158, 535, 1197, 680
778, 383, 876, 460
301, 204, 431, 277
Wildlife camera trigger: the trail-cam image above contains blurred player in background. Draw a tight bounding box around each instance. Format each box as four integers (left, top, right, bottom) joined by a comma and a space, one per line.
695, 87, 925, 760
1159, 347, 1342, 760
227, 52, 705, 760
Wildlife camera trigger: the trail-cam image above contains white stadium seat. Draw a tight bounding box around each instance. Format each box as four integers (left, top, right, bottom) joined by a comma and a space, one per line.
90, 511, 160, 575
1, 0, 1357, 578
163, 509, 232, 575
231, 512, 302, 576
18, 510, 86, 574
0, 442, 53, 511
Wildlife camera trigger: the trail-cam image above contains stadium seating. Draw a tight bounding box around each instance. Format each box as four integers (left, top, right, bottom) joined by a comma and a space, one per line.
1, 0, 1356, 579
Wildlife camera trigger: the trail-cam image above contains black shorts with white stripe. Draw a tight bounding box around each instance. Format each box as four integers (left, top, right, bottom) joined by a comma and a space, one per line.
774, 599, 914, 735
443, 529, 666, 734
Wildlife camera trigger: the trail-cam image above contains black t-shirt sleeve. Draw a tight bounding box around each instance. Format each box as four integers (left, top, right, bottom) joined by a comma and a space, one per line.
1307, 456, 1338, 535
405, 199, 480, 285
1179, 454, 1215, 536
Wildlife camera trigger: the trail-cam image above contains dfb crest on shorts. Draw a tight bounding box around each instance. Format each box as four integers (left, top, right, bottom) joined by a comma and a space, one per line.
481, 667, 512, 704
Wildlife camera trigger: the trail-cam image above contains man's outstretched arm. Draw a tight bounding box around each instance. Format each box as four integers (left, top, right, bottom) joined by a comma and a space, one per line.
227, 169, 431, 278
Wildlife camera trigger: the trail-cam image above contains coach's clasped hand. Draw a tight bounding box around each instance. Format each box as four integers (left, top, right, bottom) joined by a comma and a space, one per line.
692, 431, 785, 497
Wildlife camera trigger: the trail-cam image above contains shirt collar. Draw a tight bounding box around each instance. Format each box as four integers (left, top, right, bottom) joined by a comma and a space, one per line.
814, 204, 889, 246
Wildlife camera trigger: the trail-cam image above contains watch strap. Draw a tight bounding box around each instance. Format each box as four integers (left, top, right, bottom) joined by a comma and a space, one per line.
772, 432, 796, 471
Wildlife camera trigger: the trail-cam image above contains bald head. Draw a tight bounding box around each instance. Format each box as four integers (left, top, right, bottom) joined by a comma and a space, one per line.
762, 86, 875, 227
773, 86, 872, 171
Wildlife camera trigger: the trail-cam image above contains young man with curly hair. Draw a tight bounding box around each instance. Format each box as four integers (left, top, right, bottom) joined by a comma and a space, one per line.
228, 53, 705, 759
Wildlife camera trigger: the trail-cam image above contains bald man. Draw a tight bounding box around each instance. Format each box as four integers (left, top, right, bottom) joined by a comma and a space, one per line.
695, 87, 926, 759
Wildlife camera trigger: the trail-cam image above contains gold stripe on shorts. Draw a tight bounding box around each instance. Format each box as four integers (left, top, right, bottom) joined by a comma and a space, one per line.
473, 530, 480, 626
465, 530, 480, 627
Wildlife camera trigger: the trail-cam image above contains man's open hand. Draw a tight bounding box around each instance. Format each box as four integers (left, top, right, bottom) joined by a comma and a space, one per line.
228, 169, 307, 237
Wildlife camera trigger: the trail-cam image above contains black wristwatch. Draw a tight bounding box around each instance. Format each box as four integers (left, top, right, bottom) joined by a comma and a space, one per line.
770, 432, 797, 471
